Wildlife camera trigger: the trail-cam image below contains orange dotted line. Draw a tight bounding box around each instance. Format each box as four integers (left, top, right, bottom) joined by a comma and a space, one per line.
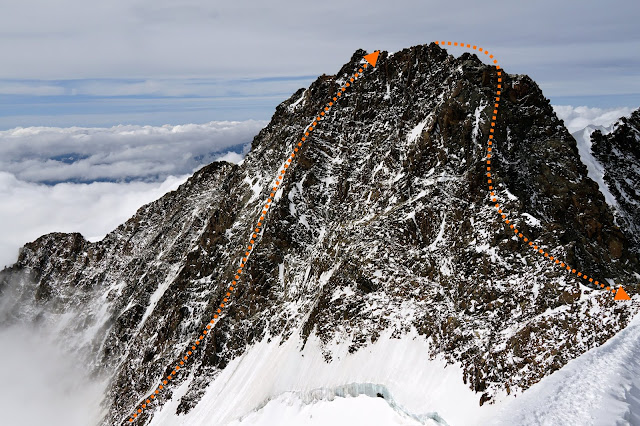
124, 55, 378, 424
435, 40, 628, 299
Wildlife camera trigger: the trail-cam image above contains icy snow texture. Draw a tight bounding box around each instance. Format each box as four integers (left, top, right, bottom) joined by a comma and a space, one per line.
493, 312, 640, 426
147, 313, 640, 426
572, 124, 617, 207
147, 329, 503, 426
229, 394, 431, 426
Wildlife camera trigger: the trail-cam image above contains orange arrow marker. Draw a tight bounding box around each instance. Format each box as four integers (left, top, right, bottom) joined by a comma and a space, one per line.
438, 40, 632, 301
615, 287, 631, 301
124, 51, 378, 424
364, 51, 380, 67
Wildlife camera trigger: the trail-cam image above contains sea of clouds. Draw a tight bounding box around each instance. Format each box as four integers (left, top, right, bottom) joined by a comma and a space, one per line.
0, 120, 265, 183
0, 120, 266, 268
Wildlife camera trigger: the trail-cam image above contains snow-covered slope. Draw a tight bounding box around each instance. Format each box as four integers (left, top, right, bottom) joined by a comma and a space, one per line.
229, 393, 429, 426
492, 311, 640, 426
145, 329, 500, 426
1, 44, 638, 426
138, 311, 640, 426
571, 108, 640, 257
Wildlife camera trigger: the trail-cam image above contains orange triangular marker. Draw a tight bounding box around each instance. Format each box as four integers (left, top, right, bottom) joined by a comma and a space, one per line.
364, 51, 380, 67
614, 287, 631, 301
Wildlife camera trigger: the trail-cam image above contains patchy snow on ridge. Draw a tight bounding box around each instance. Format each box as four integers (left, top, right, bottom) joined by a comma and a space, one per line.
522, 212, 542, 228
472, 101, 488, 145
492, 311, 640, 426
407, 114, 433, 143
288, 90, 306, 111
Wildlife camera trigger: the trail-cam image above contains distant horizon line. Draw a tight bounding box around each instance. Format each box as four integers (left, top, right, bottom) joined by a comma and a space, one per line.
0, 84, 637, 131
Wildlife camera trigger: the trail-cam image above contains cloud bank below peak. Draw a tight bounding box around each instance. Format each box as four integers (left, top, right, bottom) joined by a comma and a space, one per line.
0, 120, 266, 184
0, 119, 266, 268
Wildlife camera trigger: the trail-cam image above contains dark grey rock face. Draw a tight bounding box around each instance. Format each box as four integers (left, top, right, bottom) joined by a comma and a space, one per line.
0, 43, 638, 425
591, 108, 640, 255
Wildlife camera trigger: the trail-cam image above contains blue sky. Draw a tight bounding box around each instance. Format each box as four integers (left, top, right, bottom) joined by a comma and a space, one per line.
0, 0, 638, 129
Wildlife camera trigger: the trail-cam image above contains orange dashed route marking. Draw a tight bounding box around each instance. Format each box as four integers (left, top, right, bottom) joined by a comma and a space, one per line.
435, 40, 631, 302
124, 42, 634, 423
124, 51, 381, 424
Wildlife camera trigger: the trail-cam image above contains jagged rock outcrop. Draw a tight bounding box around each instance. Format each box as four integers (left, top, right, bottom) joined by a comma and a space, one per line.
590, 108, 640, 254
0, 43, 638, 425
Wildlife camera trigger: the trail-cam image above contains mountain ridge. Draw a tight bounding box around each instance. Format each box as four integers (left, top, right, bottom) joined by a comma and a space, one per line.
1, 43, 638, 425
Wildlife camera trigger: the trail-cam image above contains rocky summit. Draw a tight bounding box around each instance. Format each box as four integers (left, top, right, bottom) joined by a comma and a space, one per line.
1, 43, 638, 425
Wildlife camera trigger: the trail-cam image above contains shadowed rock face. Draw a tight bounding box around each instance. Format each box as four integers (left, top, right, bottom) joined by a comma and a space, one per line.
591, 108, 640, 255
1, 43, 638, 424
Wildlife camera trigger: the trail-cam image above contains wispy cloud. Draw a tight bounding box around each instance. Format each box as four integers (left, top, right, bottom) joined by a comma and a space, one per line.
0, 76, 315, 98
0, 77, 312, 128
0, 120, 266, 183
552, 105, 634, 133
0, 0, 638, 99
0, 325, 106, 426
0, 82, 66, 96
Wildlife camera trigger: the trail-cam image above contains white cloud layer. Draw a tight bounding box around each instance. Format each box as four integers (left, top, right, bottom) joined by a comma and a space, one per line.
0, 172, 191, 268
552, 105, 634, 133
0, 120, 266, 183
0, 120, 261, 424
0, 325, 107, 426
